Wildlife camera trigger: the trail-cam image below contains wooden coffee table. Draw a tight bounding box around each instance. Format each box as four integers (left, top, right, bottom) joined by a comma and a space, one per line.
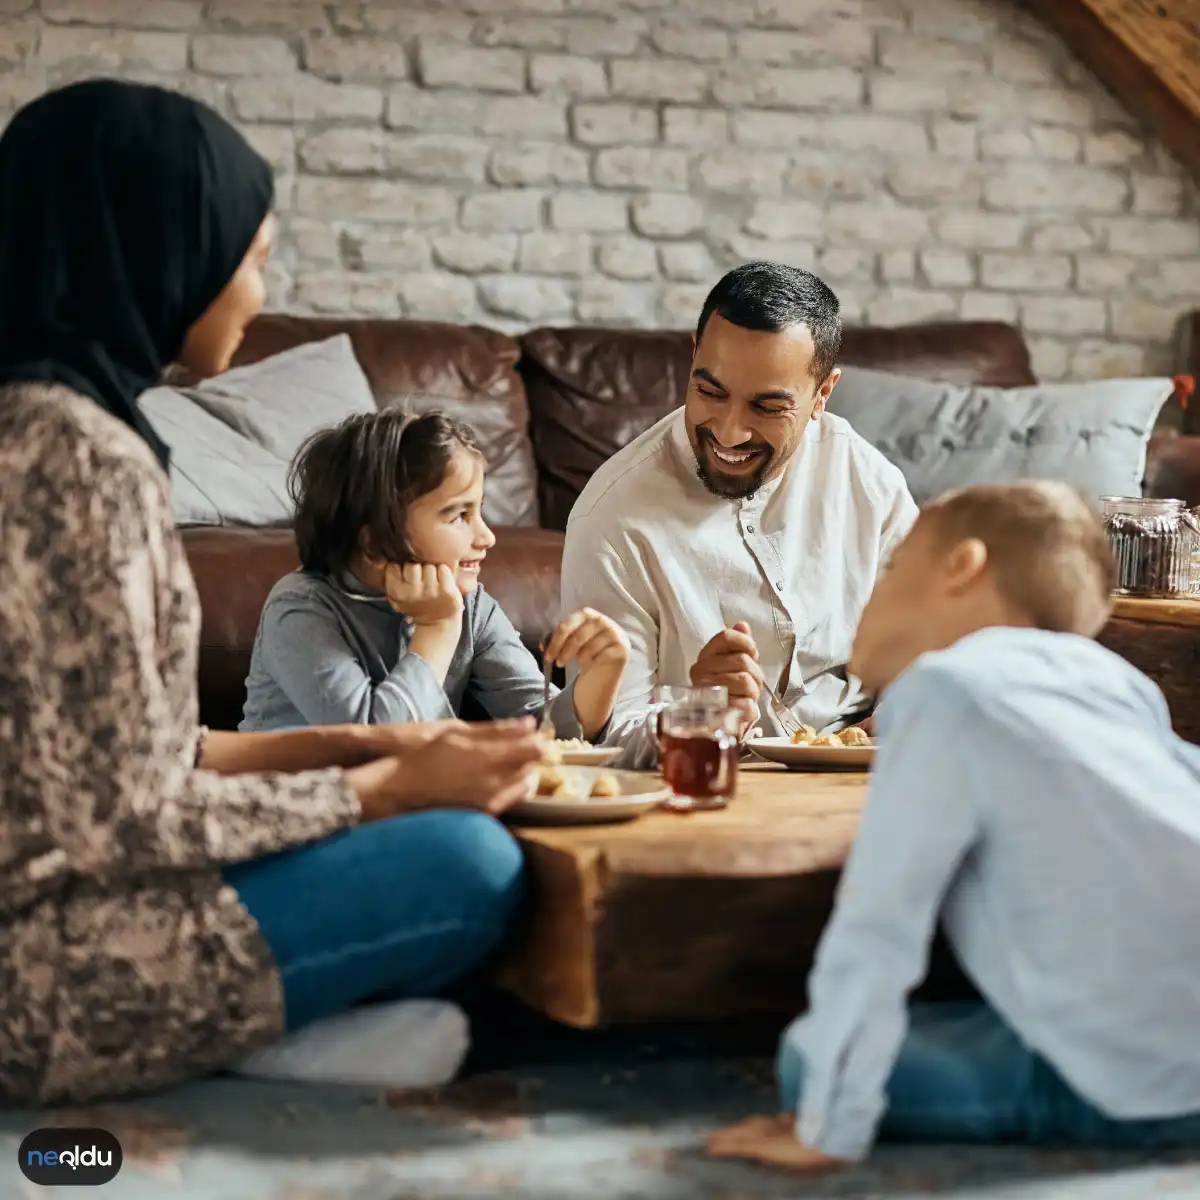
1100, 597, 1200, 743
496, 764, 868, 1028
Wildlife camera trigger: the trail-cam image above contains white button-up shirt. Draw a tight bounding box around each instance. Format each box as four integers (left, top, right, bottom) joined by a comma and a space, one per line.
561, 407, 916, 764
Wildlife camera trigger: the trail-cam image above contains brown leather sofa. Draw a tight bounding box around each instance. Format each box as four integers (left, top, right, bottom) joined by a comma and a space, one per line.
184, 313, 1200, 730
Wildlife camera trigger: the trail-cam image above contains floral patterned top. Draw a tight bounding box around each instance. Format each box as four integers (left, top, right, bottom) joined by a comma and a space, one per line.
0, 383, 360, 1106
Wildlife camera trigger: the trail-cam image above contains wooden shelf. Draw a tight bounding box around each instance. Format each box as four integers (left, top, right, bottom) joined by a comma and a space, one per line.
1110, 595, 1200, 627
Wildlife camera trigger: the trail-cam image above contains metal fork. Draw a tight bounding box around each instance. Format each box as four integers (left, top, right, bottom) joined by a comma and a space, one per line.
760, 677, 803, 739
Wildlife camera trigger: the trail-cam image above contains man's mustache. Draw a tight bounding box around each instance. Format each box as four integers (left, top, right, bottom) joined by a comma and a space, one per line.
695, 427, 772, 456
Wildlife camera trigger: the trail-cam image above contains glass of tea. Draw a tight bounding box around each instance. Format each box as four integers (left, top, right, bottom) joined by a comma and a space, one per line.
659, 697, 741, 811
645, 685, 729, 748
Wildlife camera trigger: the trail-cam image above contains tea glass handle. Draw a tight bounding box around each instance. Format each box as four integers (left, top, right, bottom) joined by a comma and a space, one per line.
644, 704, 663, 751
712, 727, 733, 793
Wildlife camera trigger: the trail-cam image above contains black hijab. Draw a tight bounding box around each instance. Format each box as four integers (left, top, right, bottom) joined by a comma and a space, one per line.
0, 79, 274, 466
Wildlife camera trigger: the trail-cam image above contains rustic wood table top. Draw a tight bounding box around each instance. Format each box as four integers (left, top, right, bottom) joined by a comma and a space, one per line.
1110, 596, 1200, 628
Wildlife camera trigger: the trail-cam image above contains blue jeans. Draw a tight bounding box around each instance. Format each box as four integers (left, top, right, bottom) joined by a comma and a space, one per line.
778, 1002, 1200, 1149
225, 810, 524, 1030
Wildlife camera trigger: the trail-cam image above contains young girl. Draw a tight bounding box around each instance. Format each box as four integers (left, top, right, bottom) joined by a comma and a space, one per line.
242, 408, 629, 741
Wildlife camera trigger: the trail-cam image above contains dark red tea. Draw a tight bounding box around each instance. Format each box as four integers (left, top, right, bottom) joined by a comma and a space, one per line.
661, 731, 738, 808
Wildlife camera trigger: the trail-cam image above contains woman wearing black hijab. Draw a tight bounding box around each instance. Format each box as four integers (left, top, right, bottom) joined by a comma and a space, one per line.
0, 79, 541, 1106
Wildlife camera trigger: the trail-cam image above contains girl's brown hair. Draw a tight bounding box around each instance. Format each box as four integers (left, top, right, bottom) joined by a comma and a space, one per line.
289, 409, 482, 576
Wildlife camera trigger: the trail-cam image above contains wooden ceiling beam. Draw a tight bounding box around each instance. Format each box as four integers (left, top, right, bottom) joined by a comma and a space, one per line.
1019, 0, 1200, 181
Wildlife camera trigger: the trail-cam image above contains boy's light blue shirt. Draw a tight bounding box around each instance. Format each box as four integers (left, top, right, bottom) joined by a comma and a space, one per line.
785, 627, 1200, 1161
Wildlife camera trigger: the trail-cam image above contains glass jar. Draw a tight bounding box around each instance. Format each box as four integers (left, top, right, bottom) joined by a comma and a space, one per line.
1101, 497, 1198, 598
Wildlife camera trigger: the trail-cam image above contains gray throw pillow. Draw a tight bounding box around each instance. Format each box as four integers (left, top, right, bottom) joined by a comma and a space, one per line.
142, 334, 377, 527
827, 366, 1175, 505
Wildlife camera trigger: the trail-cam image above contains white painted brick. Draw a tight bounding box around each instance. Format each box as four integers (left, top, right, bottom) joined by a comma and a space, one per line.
299, 128, 385, 173
192, 33, 295, 75
564, 16, 646, 56
980, 127, 1080, 162
879, 248, 916, 283
867, 289, 958, 325
359, 6, 473, 39
475, 16, 567, 50
660, 241, 715, 282
1106, 217, 1200, 257
980, 253, 1071, 291
490, 143, 589, 186
387, 87, 566, 138
479, 275, 573, 321
1020, 296, 1106, 335
728, 237, 815, 270
241, 124, 296, 172
610, 58, 708, 102
530, 53, 607, 96
1083, 129, 1144, 167
1109, 298, 1184, 342
40, 26, 188, 72
572, 103, 657, 145
990, 39, 1061, 83
1151, 259, 1200, 297
1070, 340, 1148, 379
345, 223, 430, 271
303, 35, 409, 81
551, 191, 629, 232
984, 165, 1127, 213
595, 147, 689, 191
931, 119, 978, 159
387, 137, 490, 183
817, 114, 931, 155
698, 149, 787, 195
233, 76, 382, 123
887, 159, 980, 203
869, 75, 952, 113
816, 245, 875, 282
0, 19, 33, 68
433, 233, 518, 274
417, 40, 525, 93
519, 232, 591, 275
652, 21, 731, 60
824, 201, 929, 245
713, 65, 861, 109
632, 192, 704, 237
786, 154, 881, 200
465, 0, 566, 13
920, 250, 975, 288
598, 236, 659, 280
735, 23, 874, 65
206, 0, 330, 35
1030, 223, 1097, 252
660, 282, 712, 327
1132, 176, 1185, 216
757, 0, 902, 28
396, 273, 478, 321
958, 291, 1018, 322
743, 199, 823, 240
1027, 337, 1069, 381
461, 190, 545, 232
42, 0, 200, 26
294, 270, 400, 316
296, 178, 455, 224
879, 34, 985, 75
664, 106, 730, 145
576, 279, 657, 324
1075, 255, 1137, 292
287, 218, 340, 262
1020, 87, 1097, 128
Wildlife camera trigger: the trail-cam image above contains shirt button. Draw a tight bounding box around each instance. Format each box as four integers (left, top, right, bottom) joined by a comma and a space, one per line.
775, 581, 784, 591
745, 524, 755, 534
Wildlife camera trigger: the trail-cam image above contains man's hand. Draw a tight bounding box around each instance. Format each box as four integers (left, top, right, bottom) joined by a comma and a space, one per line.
384, 562, 464, 627
706, 1115, 848, 1174
689, 620, 761, 725
348, 718, 542, 821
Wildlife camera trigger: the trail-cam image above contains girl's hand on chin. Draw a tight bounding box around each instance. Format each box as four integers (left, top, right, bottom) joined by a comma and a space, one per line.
383, 562, 464, 626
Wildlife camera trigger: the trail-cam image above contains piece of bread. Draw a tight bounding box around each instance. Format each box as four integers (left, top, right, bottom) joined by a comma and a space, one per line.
839, 726, 871, 747
789, 724, 817, 745
811, 732, 843, 747
588, 772, 620, 798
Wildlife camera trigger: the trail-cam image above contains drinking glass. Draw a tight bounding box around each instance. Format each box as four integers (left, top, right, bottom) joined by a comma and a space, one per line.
659, 697, 741, 811
644, 685, 729, 748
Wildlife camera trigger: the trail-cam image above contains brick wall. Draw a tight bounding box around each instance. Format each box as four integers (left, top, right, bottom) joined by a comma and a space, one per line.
1, 0, 1198, 379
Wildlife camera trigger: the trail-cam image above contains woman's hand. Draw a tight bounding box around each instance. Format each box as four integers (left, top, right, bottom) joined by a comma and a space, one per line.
347, 718, 542, 821
384, 562, 464, 627
544, 608, 630, 739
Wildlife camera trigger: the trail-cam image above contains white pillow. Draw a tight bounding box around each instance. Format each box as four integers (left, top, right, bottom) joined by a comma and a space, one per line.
142, 334, 377, 527
827, 366, 1175, 505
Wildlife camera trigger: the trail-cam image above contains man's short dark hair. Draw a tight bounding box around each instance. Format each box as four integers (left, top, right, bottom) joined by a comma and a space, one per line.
696, 261, 842, 382
289, 408, 481, 576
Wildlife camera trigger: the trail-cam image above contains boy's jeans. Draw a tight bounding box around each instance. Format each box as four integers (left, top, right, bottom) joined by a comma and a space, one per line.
779, 1002, 1200, 1150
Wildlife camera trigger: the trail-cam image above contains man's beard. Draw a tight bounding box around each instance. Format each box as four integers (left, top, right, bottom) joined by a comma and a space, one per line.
692, 426, 774, 500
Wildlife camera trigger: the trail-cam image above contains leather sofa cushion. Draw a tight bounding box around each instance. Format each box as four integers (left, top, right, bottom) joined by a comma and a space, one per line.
520, 320, 1037, 531
232, 315, 539, 528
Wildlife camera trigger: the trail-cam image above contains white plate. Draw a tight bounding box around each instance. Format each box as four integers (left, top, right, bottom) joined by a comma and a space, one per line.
555, 745, 621, 767
512, 767, 670, 824
750, 736, 874, 771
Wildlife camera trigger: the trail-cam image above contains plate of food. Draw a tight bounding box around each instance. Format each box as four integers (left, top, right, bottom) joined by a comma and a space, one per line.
538, 736, 621, 768
511, 765, 670, 824
750, 724, 875, 771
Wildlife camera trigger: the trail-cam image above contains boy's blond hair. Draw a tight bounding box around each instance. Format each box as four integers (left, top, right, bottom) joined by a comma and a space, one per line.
920, 481, 1115, 637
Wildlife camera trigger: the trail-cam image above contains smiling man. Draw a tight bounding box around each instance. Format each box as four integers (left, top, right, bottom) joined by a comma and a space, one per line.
561, 262, 917, 757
